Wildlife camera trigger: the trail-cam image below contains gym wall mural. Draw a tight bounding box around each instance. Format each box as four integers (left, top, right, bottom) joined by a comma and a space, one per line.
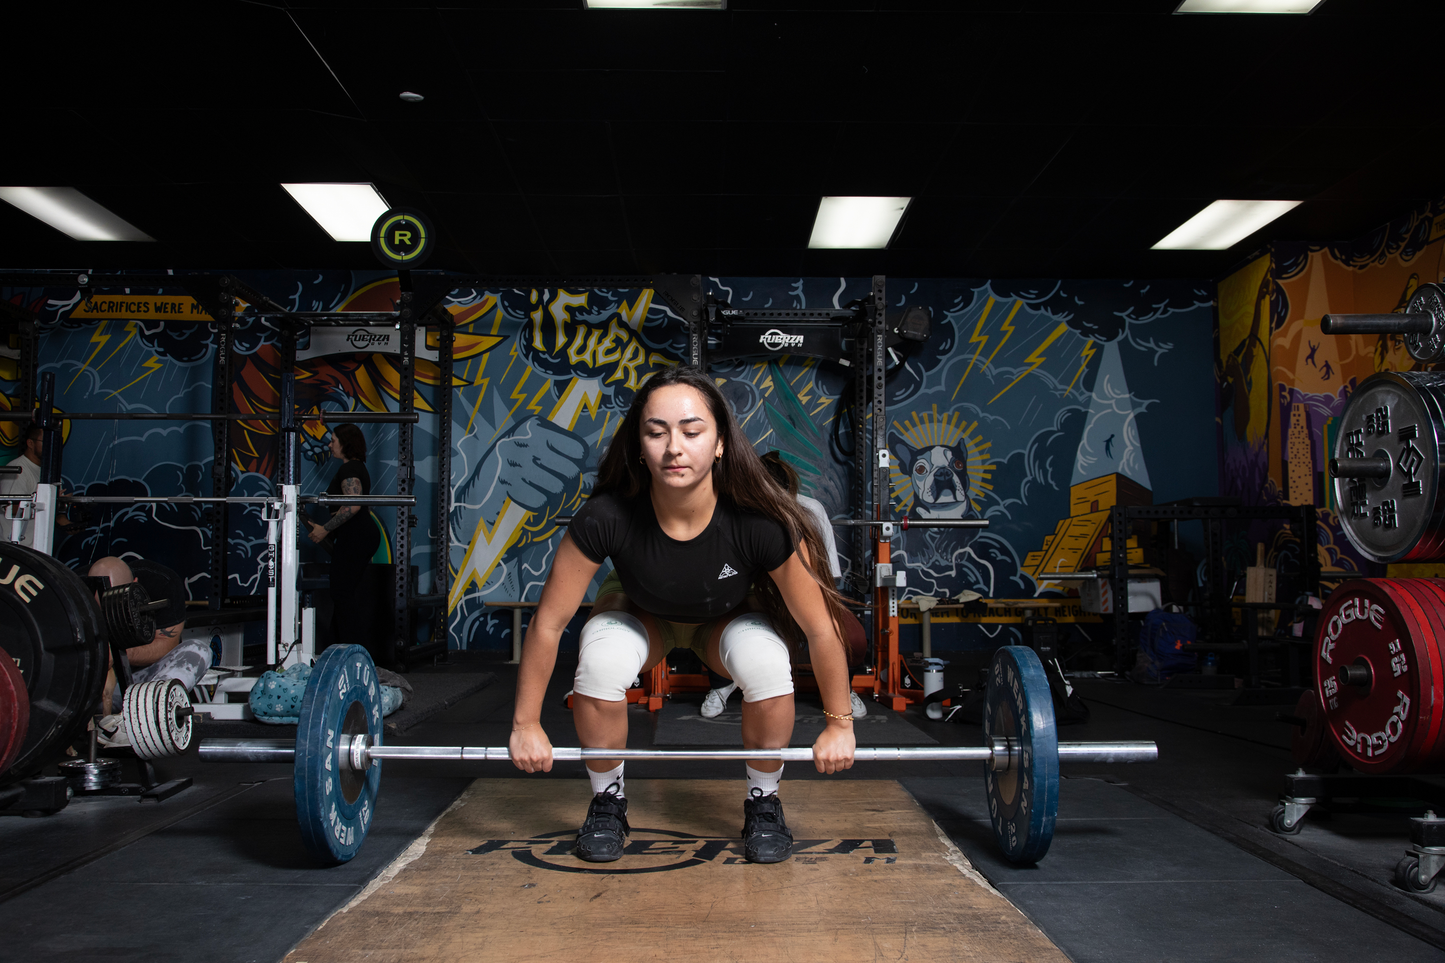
2, 273, 1217, 653
1215, 192, 1445, 586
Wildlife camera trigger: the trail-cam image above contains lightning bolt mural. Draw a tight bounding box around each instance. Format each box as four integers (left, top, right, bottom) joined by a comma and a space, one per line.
1065, 339, 1097, 396
990, 321, 1068, 404
105, 355, 164, 397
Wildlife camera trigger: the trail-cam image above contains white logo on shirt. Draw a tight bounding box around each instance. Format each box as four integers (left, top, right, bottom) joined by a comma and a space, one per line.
718, 564, 738, 579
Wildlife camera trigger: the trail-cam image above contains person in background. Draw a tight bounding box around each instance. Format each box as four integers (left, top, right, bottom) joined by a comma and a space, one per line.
305, 423, 380, 650
702, 451, 869, 720
87, 556, 211, 737
0, 421, 75, 548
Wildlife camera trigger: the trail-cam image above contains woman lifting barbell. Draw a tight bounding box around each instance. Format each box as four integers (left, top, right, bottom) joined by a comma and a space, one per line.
508, 366, 857, 864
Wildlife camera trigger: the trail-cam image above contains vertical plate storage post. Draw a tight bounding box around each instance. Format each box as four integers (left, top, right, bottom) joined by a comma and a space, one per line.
432, 310, 454, 651
391, 292, 417, 667
207, 278, 237, 610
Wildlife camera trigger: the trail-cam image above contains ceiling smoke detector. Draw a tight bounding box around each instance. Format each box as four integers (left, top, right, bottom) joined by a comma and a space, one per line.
399, 91, 425, 103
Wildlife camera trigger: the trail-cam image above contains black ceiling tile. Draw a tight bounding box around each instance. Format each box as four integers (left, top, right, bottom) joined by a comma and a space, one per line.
1023, 125, 1154, 199
716, 122, 840, 195
610, 124, 729, 195
813, 123, 956, 197
489, 122, 621, 194
630, 248, 718, 275
714, 195, 819, 250
526, 195, 634, 254
623, 195, 722, 251
398, 127, 517, 194
712, 248, 806, 279
431, 194, 550, 251
893, 196, 1015, 250
546, 249, 641, 275
929, 124, 1075, 197
452, 248, 561, 275
593, 70, 733, 123
976, 196, 1113, 250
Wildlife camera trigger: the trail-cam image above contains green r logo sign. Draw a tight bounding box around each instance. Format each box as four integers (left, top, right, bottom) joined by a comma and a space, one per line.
370, 207, 435, 268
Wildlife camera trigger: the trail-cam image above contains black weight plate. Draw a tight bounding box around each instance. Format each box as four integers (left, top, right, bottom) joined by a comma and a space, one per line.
0, 543, 107, 781
295, 645, 383, 865
1288, 689, 1340, 771
102, 582, 153, 650
0, 651, 29, 777
984, 645, 1059, 865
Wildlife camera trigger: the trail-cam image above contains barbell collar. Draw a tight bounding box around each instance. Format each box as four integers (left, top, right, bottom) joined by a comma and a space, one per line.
199, 738, 1158, 768
1329, 457, 1392, 479
1320, 312, 1434, 335
1338, 662, 1373, 689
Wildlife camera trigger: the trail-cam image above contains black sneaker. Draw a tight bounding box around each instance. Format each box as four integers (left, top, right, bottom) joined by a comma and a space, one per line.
576, 783, 630, 862
742, 787, 792, 863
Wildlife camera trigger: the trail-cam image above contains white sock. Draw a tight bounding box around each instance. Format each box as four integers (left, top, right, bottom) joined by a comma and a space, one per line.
745, 763, 782, 798
588, 762, 625, 798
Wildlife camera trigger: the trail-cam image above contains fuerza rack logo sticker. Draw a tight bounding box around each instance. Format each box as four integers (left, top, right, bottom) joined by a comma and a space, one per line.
718, 564, 738, 579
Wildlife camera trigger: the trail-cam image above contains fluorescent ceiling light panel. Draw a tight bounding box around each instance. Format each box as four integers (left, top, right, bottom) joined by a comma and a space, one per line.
586, 1, 724, 8
1152, 199, 1302, 250
281, 183, 390, 242
1175, 0, 1324, 12
0, 187, 153, 241
808, 196, 911, 249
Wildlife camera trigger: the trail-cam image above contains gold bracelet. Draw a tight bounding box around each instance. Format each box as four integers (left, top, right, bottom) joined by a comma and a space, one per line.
512, 722, 538, 731
822, 709, 854, 722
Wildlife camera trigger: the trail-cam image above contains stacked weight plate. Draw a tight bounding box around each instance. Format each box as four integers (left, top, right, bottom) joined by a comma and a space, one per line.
1313, 579, 1445, 773
1331, 371, 1445, 564
0, 543, 108, 781
122, 678, 194, 760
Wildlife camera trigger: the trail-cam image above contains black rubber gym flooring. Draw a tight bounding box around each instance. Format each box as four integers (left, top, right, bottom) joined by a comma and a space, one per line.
1, 658, 1442, 962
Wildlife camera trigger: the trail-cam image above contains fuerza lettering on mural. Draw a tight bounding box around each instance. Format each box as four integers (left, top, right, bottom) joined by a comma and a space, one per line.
523, 288, 674, 390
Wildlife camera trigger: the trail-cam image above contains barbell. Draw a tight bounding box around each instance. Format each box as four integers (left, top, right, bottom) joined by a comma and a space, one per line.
1322, 282, 1445, 364
200, 644, 1158, 867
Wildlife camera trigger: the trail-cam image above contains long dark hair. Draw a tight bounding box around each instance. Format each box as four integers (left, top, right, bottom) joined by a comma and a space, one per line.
594, 366, 850, 657
333, 423, 367, 461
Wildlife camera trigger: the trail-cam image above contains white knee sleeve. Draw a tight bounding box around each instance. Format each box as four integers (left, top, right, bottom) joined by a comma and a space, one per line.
718, 615, 793, 703
574, 611, 650, 702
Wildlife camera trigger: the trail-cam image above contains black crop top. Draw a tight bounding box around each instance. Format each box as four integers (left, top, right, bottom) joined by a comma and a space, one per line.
567, 490, 795, 623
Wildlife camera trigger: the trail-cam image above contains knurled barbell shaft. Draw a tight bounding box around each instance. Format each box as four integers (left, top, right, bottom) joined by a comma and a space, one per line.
1320, 313, 1434, 335
198, 738, 1157, 766
1330, 457, 1392, 479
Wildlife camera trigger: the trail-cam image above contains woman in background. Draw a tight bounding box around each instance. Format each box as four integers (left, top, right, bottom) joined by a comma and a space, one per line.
307, 422, 379, 650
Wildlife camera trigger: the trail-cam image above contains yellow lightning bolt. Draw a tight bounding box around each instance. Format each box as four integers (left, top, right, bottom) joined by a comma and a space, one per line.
1064, 339, 1097, 396
523, 378, 552, 417
990, 322, 1069, 404
104, 356, 163, 398
953, 298, 995, 400
985, 301, 1023, 372
69, 321, 112, 391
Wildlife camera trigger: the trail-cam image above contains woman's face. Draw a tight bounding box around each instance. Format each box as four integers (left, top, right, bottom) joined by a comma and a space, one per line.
639, 384, 724, 494
329, 433, 344, 460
